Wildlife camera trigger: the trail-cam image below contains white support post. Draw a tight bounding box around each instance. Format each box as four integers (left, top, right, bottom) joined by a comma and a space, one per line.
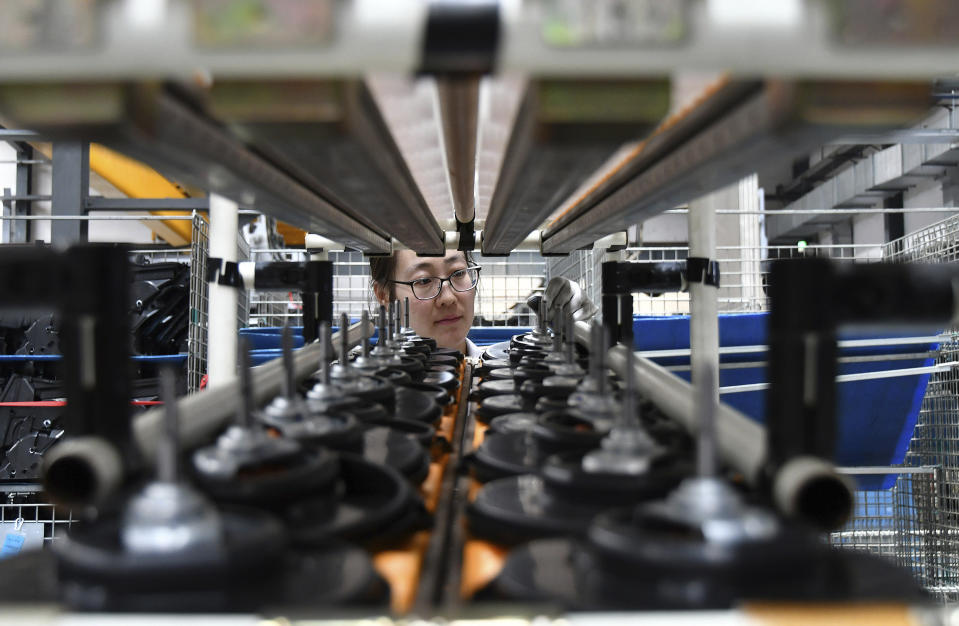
207, 193, 239, 389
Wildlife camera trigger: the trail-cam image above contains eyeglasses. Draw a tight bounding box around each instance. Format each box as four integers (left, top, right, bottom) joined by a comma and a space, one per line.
390, 266, 482, 301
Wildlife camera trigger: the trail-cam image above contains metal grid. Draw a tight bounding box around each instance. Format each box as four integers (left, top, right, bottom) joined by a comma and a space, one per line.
829, 467, 940, 591
247, 249, 547, 328
0, 493, 73, 547
129, 212, 213, 393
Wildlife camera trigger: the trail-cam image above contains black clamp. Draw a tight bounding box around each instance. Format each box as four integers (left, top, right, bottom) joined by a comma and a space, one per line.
456, 218, 476, 252
206, 257, 244, 288
684, 257, 720, 288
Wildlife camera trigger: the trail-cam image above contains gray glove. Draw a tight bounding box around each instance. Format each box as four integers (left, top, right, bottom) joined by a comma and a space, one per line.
545, 277, 598, 322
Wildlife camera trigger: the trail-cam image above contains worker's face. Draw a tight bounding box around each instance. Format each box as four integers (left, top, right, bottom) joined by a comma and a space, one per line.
379, 250, 476, 352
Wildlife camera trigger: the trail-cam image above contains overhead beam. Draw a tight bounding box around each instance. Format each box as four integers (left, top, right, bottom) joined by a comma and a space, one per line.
0, 82, 392, 253
481, 79, 670, 255
207, 79, 445, 254
542, 80, 932, 254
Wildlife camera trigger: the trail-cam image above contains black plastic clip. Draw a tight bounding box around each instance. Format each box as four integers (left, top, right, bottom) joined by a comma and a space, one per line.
685, 257, 720, 288
206, 257, 244, 288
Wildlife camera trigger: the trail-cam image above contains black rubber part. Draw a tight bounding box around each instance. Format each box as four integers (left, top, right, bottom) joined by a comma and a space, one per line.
267, 412, 364, 454
362, 417, 435, 447
360, 426, 431, 483
486, 367, 519, 381
427, 354, 459, 369
422, 369, 459, 391
467, 475, 605, 545
288, 453, 427, 548
394, 386, 443, 423
53, 507, 287, 611
469, 431, 542, 482
482, 341, 511, 361
475, 359, 511, 377
402, 381, 451, 406
487, 412, 539, 435
374, 368, 413, 387
476, 394, 526, 422
334, 375, 395, 409
474, 378, 517, 400
532, 410, 608, 456
539, 451, 688, 505
488, 535, 929, 610
193, 447, 341, 507
431, 347, 464, 362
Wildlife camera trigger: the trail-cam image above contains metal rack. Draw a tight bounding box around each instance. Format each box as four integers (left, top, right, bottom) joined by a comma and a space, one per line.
247, 248, 547, 328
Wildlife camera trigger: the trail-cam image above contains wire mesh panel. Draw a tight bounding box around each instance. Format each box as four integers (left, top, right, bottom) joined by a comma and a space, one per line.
248, 249, 547, 328
187, 212, 210, 392
830, 468, 940, 594
0, 492, 73, 548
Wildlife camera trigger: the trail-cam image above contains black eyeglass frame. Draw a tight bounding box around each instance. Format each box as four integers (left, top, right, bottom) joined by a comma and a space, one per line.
389, 265, 482, 301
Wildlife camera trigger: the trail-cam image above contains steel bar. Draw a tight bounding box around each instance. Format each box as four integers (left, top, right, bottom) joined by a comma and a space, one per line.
132, 320, 372, 463
437, 77, 480, 225
542, 80, 931, 253
206, 79, 444, 254
0, 83, 392, 253
481, 79, 669, 254
85, 197, 209, 211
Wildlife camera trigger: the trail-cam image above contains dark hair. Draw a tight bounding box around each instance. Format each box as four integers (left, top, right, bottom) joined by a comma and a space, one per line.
370, 250, 476, 301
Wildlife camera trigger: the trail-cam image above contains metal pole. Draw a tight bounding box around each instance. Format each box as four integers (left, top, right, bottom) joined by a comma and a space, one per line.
50, 141, 89, 246
688, 191, 721, 476
207, 193, 239, 389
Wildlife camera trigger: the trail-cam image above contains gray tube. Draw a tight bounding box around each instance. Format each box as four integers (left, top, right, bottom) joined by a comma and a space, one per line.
586, 324, 853, 529
42, 436, 123, 507
131, 321, 372, 464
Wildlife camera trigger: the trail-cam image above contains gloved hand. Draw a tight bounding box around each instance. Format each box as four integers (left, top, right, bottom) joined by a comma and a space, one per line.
545, 277, 598, 322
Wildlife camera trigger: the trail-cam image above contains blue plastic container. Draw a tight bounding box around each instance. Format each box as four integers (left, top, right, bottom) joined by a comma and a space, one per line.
634, 313, 936, 489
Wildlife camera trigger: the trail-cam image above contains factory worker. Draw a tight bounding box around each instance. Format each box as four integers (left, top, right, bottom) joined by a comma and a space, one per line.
371, 250, 597, 358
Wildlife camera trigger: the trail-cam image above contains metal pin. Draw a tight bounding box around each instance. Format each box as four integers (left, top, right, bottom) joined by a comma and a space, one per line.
361, 310, 371, 358
394, 301, 402, 341
319, 321, 331, 385
696, 363, 719, 478
237, 336, 255, 429
538, 297, 547, 333
404, 297, 411, 330
158, 367, 179, 484
388, 301, 395, 342
378, 305, 387, 348
340, 313, 350, 368
619, 295, 639, 430
281, 323, 296, 400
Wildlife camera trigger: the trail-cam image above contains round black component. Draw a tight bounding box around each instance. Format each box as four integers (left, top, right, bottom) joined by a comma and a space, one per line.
394, 386, 443, 423
482, 341, 510, 361
431, 347, 464, 362
270, 412, 364, 454
403, 381, 450, 406
467, 475, 605, 545
486, 367, 519, 381
487, 412, 538, 435
534, 396, 572, 413
268, 544, 390, 608
334, 375, 395, 408
475, 359, 510, 377
362, 417, 435, 447
509, 349, 546, 365
519, 376, 579, 405
400, 342, 431, 357
422, 369, 459, 391
540, 451, 688, 505
360, 426, 431, 483
512, 365, 551, 387
288, 453, 427, 548
390, 356, 426, 380
429, 364, 457, 374
532, 410, 608, 456
427, 354, 459, 369
476, 394, 526, 423
54, 507, 286, 612
474, 379, 517, 401
194, 447, 340, 507
469, 431, 541, 482
374, 367, 412, 386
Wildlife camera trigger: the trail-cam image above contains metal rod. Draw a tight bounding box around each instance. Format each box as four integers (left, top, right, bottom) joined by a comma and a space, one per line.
238, 336, 254, 429
319, 321, 331, 385
281, 324, 296, 399
340, 312, 350, 366
720, 362, 958, 394
404, 297, 411, 330
378, 305, 388, 348
158, 367, 179, 484
132, 321, 372, 464
665, 208, 959, 215
0, 214, 196, 221
695, 363, 718, 478
361, 310, 371, 358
